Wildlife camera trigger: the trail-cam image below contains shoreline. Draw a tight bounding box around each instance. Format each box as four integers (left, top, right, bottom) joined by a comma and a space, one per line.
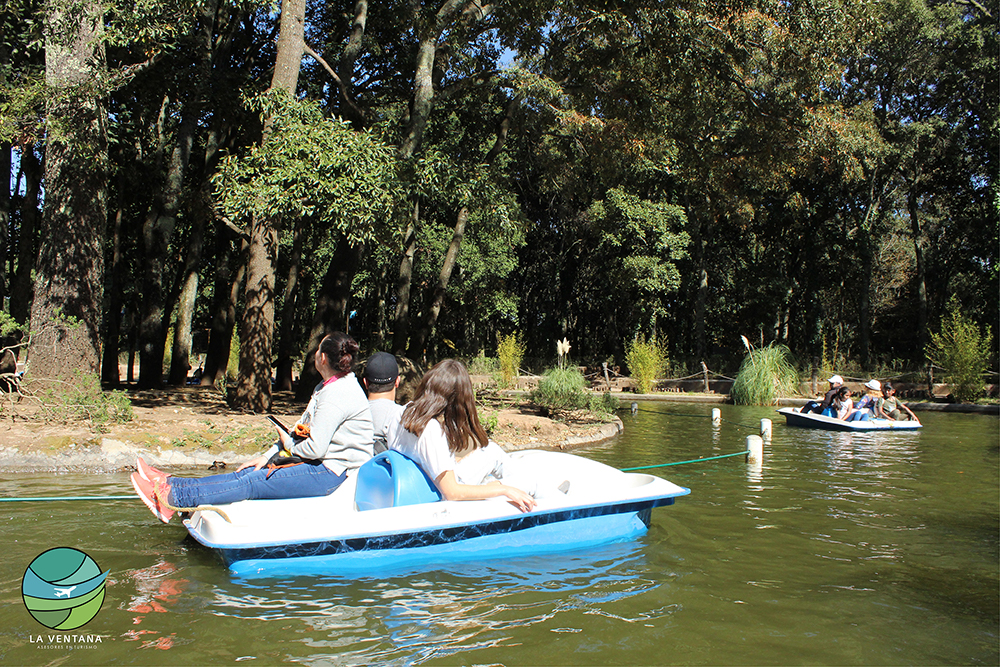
0, 386, 994, 473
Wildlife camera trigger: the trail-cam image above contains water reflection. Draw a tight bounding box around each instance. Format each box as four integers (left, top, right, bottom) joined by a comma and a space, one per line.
1, 407, 996, 666
120, 560, 190, 651
204, 542, 672, 664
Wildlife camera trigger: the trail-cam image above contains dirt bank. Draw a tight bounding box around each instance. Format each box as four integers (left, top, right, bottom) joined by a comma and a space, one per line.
0, 387, 623, 472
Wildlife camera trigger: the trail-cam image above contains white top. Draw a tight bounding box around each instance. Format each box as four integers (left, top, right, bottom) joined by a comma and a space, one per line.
389, 418, 456, 482
389, 419, 534, 492
267, 373, 374, 474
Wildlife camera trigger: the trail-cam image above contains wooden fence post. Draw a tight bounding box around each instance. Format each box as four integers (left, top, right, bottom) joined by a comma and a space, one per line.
701, 361, 710, 393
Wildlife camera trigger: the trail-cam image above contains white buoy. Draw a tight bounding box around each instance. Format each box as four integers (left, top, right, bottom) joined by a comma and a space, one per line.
761, 418, 772, 440
746, 435, 763, 465
712, 408, 721, 425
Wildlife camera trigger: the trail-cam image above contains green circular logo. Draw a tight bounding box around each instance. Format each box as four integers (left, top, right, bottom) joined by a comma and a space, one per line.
22, 547, 108, 630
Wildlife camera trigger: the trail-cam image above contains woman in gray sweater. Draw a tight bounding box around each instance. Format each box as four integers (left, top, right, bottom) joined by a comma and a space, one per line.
132, 332, 374, 523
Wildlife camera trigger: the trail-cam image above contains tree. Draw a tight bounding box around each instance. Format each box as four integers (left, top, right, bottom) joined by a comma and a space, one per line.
27, 0, 108, 382
232, 0, 306, 411
925, 298, 992, 403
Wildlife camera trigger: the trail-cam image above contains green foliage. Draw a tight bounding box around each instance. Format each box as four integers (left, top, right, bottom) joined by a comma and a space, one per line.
925, 299, 992, 403
731, 344, 800, 406
38, 372, 134, 431
588, 189, 689, 332
530, 366, 618, 417
496, 332, 525, 388
591, 390, 621, 416
478, 409, 499, 436
530, 367, 590, 414
468, 351, 498, 376
0, 311, 25, 339
625, 337, 667, 395
214, 93, 398, 245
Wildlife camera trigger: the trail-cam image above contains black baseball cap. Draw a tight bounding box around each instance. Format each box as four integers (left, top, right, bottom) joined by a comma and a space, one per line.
364, 352, 399, 385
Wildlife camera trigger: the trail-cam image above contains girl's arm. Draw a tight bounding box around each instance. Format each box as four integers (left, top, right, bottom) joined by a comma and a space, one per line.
434, 470, 536, 513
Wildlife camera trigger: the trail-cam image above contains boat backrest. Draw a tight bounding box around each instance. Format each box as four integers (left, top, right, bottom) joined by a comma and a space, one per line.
355, 450, 443, 511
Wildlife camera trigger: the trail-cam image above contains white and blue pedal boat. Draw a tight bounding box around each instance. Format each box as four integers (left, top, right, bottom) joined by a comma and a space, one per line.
777, 407, 922, 432
183, 449, 689, 577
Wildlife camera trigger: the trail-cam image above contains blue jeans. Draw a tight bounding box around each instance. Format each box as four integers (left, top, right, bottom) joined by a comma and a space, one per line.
167, 463, 347, 507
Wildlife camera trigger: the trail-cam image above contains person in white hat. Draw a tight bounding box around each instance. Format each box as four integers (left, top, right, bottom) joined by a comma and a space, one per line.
847, 379, 882, 421
802, 374, 845, 415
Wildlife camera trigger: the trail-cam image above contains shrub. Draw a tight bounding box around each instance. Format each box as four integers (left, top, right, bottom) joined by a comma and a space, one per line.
926, 299, 992, 403
530, 367, 590, 414
468, 350, 498, 376
38, 372, 134, 431
731, 343, 799, 406
496, 332, 525, 388
478, 409, 499, 435
589, 390, 621, 416
625, 336, 667, 394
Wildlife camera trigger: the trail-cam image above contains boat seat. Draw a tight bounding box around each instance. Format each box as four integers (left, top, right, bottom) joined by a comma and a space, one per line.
355, 450, 442, 511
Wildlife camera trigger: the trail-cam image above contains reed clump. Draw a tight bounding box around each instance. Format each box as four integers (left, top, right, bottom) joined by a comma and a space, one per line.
731, 343, 799, 406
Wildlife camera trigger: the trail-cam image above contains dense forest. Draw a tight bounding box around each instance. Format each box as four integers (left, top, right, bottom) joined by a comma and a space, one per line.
1, 0, 996, 410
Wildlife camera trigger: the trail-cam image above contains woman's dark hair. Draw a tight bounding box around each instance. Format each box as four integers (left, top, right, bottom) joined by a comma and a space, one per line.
401, 359, 488, 454
835, 386, 850, 400
882, 383, 895, 396
318, 332, 359, 374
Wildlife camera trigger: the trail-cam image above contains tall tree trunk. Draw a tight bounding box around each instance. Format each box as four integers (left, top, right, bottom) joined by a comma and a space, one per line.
11, 146, 41, 329
166, 4, 217, 386
390, 2, 467, 355
907, 187, 928, 352
101, 188, 125, 386
28, 0, 107, 383
335, 0, 368, 126
0, 144, 9, 309
858, 234, 872, 368
392, 203, 418, 356
274, 218, 305, 391
233, 0, 306, 412
408, 206, 467, 361
167, 191, 208, 385
690, 198, 712, 360
405, 95, 517, 359
201, 226, 247, 387
137, 84, 203, 388
296, 238, 363, 399
858, 173, 885, 369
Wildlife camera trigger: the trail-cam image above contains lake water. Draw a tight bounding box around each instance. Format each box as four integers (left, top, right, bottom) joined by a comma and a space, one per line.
1, 405, 997, 665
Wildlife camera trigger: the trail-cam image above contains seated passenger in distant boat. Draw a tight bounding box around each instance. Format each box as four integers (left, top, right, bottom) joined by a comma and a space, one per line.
801, 375, 844, 416
845, 379, 881, 421
875, 383, 920, 423
832, 386, 855, 421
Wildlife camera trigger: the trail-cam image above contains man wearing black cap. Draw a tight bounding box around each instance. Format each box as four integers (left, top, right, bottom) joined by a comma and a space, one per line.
363, 352, 405, 454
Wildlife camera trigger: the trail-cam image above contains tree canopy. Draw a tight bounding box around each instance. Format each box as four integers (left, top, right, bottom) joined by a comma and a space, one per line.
1, 0, 995, 401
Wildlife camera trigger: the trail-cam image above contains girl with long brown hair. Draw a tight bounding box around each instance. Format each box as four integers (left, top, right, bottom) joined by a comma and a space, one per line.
391, 359, 537, 512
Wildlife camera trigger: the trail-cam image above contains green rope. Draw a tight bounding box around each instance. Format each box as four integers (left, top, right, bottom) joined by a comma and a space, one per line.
621, 450, 750, 471
0, 495, 138, 502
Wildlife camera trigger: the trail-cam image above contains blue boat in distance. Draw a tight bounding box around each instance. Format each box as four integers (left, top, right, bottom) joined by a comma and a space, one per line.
777, 407, 922, 432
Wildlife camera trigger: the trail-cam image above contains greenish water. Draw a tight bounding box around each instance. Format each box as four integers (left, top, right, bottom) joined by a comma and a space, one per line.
1, 406, 997, 665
